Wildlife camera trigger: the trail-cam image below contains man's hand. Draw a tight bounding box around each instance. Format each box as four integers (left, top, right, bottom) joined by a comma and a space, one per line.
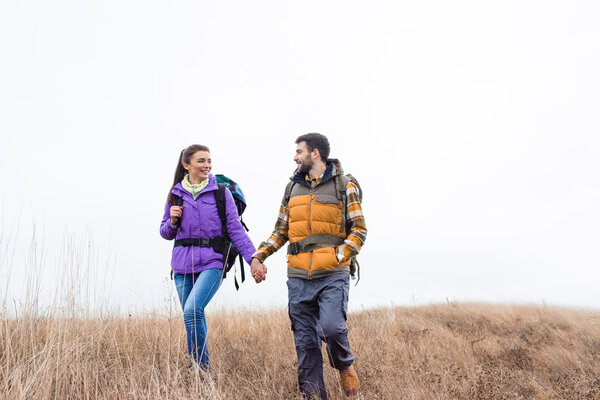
251, 258, 267, 283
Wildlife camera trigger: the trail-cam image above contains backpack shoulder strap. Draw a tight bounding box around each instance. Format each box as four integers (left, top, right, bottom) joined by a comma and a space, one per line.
170, 194, 183, 253
172, 194, 183, 206
215, 183, 247, 289
214, 184, 228, 236
335, 174, 362, 232
335, 175, 348, 233
283, 181, 296, 208
346, 174, 363, 202
171, 194, 184, 229
334, 174, 363, 284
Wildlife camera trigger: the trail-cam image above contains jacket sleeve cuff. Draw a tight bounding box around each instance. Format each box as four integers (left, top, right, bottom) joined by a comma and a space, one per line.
252, 252, 267, 263
336, 247, 345, 263
338, 244, 354, 264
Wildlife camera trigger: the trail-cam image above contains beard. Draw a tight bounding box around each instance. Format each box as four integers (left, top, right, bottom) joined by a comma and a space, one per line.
297, 157, 313, 175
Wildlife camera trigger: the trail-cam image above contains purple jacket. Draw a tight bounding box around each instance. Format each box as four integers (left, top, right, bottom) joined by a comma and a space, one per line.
160, 174, 256, 274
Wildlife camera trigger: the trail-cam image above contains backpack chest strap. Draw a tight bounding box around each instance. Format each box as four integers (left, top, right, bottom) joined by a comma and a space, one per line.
288, 234, 345, 255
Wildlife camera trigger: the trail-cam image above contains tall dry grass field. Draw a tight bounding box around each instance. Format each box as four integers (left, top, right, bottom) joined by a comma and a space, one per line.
2, 304, 600, 399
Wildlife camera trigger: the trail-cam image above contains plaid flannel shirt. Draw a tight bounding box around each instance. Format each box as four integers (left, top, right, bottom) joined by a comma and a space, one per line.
253, 175, 367, 264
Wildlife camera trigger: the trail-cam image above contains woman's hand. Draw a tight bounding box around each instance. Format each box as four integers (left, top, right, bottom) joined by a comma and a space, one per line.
170, 206, 183, 225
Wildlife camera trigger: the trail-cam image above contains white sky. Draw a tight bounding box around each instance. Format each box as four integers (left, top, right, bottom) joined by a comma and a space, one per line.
1, 1, 599, 314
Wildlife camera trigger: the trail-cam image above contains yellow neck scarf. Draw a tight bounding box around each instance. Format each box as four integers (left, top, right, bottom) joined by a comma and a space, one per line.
182, 174, 209, 200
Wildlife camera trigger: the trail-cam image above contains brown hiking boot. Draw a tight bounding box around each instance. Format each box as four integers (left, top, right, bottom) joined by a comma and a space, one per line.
339, 365, 359, 396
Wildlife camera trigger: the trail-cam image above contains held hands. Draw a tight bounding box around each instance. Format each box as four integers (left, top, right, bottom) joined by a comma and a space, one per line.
251, 258, 267, 283
170, 206, 183, 225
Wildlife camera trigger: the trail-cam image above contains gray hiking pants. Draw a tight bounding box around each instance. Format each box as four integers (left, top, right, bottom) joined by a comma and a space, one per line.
287, 273, 355, 400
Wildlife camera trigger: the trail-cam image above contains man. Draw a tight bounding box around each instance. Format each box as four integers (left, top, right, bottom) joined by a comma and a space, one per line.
250, 133, 367, 399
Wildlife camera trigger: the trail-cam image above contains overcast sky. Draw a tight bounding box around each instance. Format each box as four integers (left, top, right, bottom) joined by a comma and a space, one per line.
1, 1, 599, 314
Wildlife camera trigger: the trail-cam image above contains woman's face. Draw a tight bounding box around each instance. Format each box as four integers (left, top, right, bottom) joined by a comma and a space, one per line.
183, 150, 212, 182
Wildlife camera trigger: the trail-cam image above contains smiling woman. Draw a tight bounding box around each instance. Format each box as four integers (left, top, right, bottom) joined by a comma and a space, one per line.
167, 145, 212, 206
185, 150, 212, 183
159, 144, 257, 373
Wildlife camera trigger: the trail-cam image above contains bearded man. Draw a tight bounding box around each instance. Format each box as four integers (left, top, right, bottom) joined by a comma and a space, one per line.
250, 133, 367, 399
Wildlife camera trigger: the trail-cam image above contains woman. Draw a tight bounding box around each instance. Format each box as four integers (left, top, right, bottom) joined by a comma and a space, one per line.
160, 144, 256, 371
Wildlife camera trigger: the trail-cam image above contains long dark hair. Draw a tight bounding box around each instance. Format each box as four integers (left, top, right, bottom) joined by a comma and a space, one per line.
167, 144, 210, 205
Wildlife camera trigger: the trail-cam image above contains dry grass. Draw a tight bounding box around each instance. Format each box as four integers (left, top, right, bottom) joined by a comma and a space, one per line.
1, 303, 600, 399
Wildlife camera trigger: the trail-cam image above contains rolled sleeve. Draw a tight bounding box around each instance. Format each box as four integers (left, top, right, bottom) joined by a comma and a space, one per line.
337, 182, 367, 263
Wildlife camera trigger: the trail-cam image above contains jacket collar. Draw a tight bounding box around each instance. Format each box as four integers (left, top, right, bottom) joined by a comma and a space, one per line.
172, 173, 218, 198
290, 159, 343, 185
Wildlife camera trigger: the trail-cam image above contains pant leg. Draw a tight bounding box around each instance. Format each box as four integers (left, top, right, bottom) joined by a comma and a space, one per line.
175, 268, 222, 366
174, 272, 197, 312
174, 273, 197, 364
287, 278, 328, 400
317, 274, 355, 370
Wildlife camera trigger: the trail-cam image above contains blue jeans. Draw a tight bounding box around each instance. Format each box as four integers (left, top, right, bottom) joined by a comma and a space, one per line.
174, 268, 222, 367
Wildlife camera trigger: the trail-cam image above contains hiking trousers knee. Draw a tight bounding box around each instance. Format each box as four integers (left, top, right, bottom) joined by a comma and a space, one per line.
287, 273, 355, 400
174, 268, 222, 367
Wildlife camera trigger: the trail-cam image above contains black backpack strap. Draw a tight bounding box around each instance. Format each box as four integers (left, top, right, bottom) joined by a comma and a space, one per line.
233, 254, 245, 291
215, 184, 246, 289
214, 184, 227, 236
351, 258, 360, 285
240, 216, 249, 232
172, 194, 183, 207
238, 254, 244, 282
172, 194, 183, 229
171, 194, 183, 250
174, 237, 226, 248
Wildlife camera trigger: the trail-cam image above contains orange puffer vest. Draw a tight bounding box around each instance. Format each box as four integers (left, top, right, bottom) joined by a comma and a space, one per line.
285, 160, 351, 280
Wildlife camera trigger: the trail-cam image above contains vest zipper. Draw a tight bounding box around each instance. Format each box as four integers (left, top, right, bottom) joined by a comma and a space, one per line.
308, 189, 313, 234
308, 188, 314, 279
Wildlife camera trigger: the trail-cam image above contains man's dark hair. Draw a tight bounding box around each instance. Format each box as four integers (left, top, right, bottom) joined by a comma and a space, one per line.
295, 133, 330, 161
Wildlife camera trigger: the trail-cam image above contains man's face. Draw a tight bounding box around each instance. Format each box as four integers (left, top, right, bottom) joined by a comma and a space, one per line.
294, 141, 314, 174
